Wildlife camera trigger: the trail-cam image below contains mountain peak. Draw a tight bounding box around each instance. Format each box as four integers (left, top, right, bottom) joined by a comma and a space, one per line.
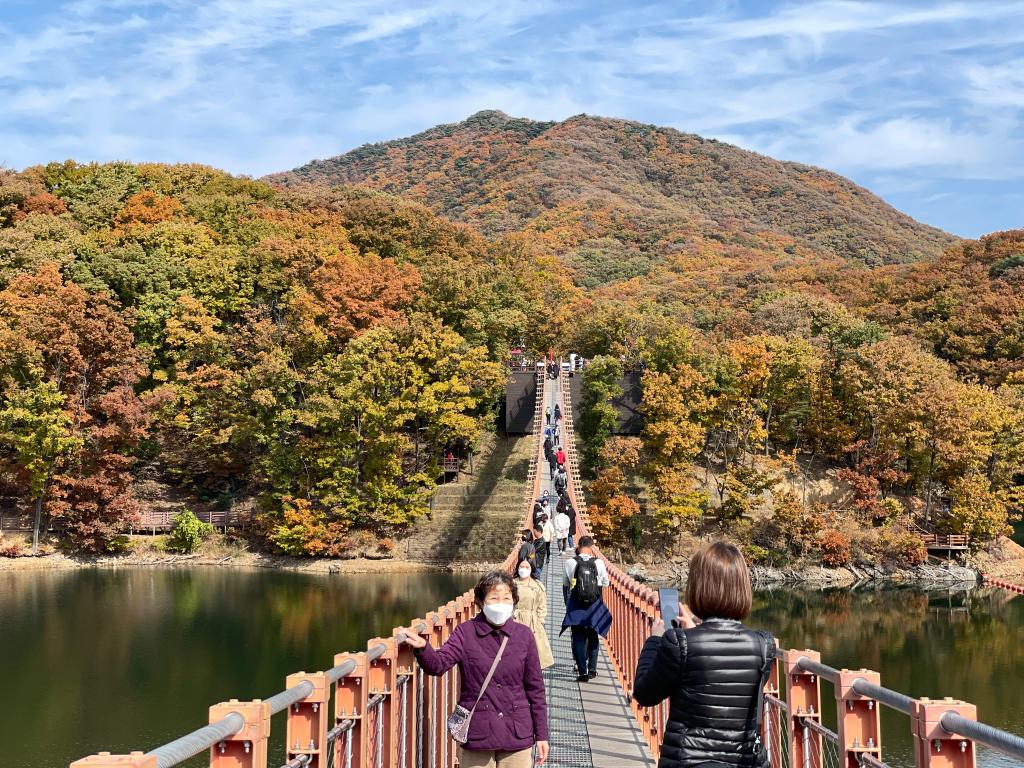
268, 113, 956, 286
463, 109, 514, 124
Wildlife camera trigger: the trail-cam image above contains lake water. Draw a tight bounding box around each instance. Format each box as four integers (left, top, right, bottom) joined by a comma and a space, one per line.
750, 585, 1024, 768
1, 568, 1021, 768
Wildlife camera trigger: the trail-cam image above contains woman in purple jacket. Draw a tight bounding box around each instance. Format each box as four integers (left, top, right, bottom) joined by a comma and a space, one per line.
403, 571, 550, 767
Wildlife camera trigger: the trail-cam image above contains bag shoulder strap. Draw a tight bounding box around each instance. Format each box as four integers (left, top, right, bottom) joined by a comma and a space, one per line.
752, 631, 776, 748
469, 635, 509, 714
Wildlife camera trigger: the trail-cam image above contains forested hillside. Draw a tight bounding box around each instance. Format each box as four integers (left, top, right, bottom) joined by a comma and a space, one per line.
272, 110, 956, 288
0, 112, 1020, 564
0, 163, 552, 553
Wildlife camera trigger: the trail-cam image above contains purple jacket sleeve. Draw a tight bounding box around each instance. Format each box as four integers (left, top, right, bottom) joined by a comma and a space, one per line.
414, 623, 465, 676
522, 627, 549, 741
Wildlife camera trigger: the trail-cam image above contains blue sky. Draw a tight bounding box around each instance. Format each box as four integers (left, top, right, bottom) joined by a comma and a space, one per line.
1, 1, 1022, 238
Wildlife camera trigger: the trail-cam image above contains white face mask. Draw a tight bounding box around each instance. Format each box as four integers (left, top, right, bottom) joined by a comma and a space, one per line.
518, 566, 532, 579
482, 602, 514, 626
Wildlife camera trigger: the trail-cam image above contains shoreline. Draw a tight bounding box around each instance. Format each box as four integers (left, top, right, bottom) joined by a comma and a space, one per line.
0, 549, 993, 589
624, 560, 982, 588
0, 550, 503, 574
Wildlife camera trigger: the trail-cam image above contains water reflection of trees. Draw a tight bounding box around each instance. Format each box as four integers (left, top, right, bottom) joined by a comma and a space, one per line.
0, 568, 477, 768
751, 587, 1024, 732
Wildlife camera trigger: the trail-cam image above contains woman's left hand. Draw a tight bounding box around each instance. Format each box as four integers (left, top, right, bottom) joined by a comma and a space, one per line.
535, 740, 549, 764
651, 618, 666, 637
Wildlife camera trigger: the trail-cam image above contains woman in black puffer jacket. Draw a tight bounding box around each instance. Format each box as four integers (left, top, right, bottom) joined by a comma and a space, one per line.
633, 542, 776, 768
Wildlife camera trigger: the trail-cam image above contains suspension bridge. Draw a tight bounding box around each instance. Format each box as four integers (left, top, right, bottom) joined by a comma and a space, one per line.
71, 368, 1024, 768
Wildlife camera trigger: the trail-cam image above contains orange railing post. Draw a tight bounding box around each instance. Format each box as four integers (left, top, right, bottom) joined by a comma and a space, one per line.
70, 754, 156, 768
423, 610, 445, 768
442, 602, 460, 768
835, 669, 883, 768
783, 650, 822, 768
393, 623, 422, 768
367, 637, 399, 767
285, 671, 330, 767
208, 699, 270, 768
334, 652, 369, 768
913, 699, 977, 768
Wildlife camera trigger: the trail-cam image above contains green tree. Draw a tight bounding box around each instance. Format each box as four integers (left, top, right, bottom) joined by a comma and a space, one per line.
641, 364, 711, 531
578, 356, 623, 471
168, 509, 215, 553
0, 382, 82, 554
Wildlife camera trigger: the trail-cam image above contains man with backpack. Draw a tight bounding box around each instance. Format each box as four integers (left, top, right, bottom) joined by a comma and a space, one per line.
553, 465, 568, 497
561, 536, 612, 682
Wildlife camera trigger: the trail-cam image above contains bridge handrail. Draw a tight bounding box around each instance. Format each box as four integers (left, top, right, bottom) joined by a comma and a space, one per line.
147, 714, 247, 768
940, 714, 1024, 762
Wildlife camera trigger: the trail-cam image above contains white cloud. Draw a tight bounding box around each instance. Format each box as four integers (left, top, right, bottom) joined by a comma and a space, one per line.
1, 0, 1023, 235
964, 61, 1024, 109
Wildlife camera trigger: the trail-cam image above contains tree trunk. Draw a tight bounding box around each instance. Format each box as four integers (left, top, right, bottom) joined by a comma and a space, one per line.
32, 495, 42, 556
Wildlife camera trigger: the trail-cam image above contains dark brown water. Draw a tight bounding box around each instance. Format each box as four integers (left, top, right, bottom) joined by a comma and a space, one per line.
1, 570, 1021, 768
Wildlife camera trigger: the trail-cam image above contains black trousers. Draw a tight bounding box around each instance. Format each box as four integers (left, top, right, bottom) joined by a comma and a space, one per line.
570, 626, 600, 676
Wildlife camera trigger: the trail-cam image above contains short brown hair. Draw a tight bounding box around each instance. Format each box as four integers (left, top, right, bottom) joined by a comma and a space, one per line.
474, 570, 518, 607
686, 542, 752, 620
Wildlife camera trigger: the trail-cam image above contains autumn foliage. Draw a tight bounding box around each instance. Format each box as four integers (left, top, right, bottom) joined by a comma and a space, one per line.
1, 114, 1023, 564
0, 163, 526, 553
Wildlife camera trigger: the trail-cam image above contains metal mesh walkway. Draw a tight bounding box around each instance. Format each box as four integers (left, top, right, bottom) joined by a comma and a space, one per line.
540, 381, 655, 768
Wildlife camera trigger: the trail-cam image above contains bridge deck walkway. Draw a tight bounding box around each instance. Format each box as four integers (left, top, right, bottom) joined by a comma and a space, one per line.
540, 381, 655, 768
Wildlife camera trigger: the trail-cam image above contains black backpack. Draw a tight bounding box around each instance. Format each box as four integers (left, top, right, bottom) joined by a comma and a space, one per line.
572, 556, 601, 606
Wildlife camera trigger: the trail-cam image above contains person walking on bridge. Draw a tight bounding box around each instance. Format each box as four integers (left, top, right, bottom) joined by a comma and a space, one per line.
527, 524, 547, 579
540, 513, 554, 565
557, 495, 577, 550
554, 507, 570, 553
632, 542, 776, 768
553, 465, 568, 498
517, 529, 538, 576
404, 571, 549, 767
514, 559, 555, 669
553, 403, 562, 424
555, 446, 566, 468
561, 536, 612, 682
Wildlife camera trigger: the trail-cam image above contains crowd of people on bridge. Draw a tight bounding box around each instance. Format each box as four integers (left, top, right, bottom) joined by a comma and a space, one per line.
403, 389, 774, 768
